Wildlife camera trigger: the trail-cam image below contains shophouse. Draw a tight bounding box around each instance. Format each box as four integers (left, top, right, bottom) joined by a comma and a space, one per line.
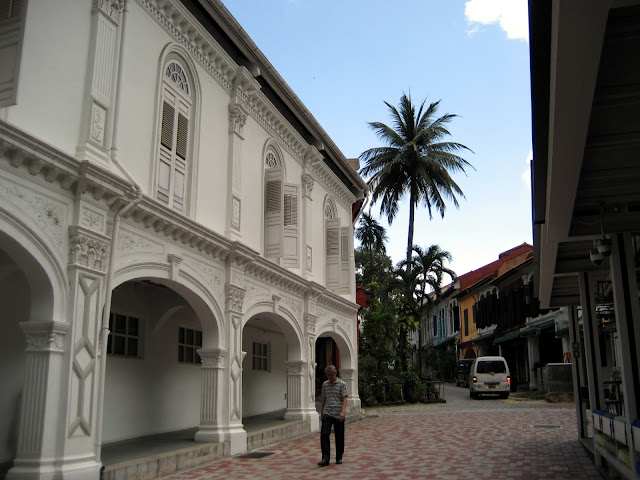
0, 1, 366, 478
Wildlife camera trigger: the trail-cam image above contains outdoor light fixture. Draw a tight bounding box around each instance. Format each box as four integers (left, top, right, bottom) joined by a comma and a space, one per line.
596, 204, 612, 258
590, 246, 603, 266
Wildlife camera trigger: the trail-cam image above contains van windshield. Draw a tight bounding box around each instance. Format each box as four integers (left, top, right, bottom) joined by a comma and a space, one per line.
477, 361, 506, 374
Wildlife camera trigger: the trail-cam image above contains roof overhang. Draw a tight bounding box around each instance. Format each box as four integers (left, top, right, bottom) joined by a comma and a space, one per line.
530, 0, 640, 308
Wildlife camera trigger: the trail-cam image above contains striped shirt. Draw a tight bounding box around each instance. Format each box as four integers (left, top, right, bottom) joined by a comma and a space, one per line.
321, 378, 348, 419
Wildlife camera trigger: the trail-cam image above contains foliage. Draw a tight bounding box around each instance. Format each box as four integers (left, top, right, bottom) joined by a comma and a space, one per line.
355, 247, 393, 288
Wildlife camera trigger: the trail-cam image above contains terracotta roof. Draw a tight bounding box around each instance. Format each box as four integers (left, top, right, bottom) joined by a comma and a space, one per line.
456, 243, 532, 292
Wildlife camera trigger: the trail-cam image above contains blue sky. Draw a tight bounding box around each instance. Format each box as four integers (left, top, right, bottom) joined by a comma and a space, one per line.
223, 0, 533, 277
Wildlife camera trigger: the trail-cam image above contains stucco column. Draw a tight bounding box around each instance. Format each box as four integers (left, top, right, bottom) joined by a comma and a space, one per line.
339, 368, 360, 412
194, 348, 227, 443
9, 322, 101, 480
284, 361, 305, 420
224, 283, 247, 454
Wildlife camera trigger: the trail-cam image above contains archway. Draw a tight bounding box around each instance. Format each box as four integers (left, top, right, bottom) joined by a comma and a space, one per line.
241, 311, 302, 419
101, 275, 221, 444
0, 229, 57, 471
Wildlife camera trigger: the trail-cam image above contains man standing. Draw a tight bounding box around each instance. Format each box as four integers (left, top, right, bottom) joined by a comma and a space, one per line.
318, 365, 348, 467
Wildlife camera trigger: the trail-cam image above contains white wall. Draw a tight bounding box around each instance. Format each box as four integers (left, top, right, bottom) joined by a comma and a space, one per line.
0, 251, 29, 464
241, 325, 287, 417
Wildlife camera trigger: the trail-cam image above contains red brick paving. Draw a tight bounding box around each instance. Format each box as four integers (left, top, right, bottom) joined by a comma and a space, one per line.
163, 399, 602, 480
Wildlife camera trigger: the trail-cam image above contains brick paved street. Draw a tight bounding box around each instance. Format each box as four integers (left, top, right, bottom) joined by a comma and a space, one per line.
162, 385, 602, 480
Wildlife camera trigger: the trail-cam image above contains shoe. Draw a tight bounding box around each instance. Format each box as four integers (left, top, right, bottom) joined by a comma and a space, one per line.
317, 459, 330, 467
336, 458, 342, 464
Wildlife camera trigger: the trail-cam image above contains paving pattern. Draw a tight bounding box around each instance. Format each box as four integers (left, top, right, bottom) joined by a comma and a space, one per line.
162, 386, 603, 480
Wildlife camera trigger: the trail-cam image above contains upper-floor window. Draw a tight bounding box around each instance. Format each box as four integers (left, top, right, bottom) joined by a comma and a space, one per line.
324, 197, 352, 293
156, 58, 195, 214
263, 144, 299, 267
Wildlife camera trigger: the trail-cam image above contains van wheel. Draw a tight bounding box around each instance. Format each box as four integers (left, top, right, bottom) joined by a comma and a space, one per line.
470, 391, 478, 399
500, 392, 509, 399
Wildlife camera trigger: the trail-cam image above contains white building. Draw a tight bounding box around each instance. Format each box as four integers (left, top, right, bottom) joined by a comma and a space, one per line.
0, 1, 366, 478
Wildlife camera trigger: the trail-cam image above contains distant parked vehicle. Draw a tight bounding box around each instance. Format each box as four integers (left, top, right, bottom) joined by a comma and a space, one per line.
469, 356, 511, 399
455, 359, 474, 387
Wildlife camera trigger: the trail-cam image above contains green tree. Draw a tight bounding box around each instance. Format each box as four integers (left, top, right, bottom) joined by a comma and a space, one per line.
359, 93, 472, 372
355, 213, 388, 285
359, 93, 473, 274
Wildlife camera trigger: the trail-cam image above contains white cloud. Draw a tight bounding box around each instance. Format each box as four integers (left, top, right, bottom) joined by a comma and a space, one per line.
465, 0, 529, 42
521, 149, 533, 189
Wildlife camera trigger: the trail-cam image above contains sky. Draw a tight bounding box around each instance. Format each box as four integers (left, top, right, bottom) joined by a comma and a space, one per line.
222, 0, 533, 277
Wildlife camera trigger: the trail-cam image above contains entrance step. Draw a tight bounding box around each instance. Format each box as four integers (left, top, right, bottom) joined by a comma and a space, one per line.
246, 419, 310, 451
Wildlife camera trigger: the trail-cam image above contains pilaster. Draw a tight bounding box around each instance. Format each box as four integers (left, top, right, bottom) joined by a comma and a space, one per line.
76, 0, 124, 165
340, 368, 361, 412
194, 348, 227, 442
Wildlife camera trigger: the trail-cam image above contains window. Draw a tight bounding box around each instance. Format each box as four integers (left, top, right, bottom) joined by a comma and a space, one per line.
263, 146, 299, 266
156, 59, 193, 213
476, 360, 507, 374
252, 341, 269, 371
107, 313, 141, 358
324, 197, 352, 293
464, 309, 469, 336
0, 0, 26, 107
178, 327, 202, 364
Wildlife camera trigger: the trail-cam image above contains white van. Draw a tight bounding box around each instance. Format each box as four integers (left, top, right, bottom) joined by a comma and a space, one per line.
469, 356, 511, 399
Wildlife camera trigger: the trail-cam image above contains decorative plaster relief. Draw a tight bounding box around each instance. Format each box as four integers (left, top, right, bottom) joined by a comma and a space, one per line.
229, 103, 248, 136
198, 348, 227, 368
94, 0, 123, 23
231, 269, 244, 288
20, 322, 69, 354
282, 296, 303, 319
225, 284, 245, 313
190, 260, 223, 299
69, 227, 110, 272
80, 205, 105, 233
231, 196, 240, 230
0, 181, 67, 250
285, 361, 306, 376
306, 245, 312, 272
304, 313, 316, 336
302, 173, 314, 198
90, 102, 106, 146
117, 229, 160, 255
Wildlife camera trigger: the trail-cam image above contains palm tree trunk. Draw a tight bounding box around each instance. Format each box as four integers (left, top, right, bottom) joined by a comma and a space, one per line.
400, 186, 417, 373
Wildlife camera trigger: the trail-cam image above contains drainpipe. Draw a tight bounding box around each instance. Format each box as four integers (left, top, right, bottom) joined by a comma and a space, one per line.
94, 0, 143, 461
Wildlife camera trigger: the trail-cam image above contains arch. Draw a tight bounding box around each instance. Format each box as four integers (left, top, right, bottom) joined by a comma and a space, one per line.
315, 324, 355, 371
323, 195, 337, 219
0, 207, 66, 322
112, 262, 222, 347
262, 139, 286, 175
242, 302, 303, 360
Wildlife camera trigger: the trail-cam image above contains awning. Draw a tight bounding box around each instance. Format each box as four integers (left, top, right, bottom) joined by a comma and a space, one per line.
494, 331, 520, 345
472, 332, 494, 345
433, 335, 457, 347
520, 318, 556, 336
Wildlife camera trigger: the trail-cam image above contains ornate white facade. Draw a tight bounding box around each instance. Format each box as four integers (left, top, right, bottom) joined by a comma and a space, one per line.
0, 1, 365, 478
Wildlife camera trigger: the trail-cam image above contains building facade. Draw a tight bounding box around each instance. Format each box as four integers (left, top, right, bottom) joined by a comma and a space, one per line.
0, 1, 366, 478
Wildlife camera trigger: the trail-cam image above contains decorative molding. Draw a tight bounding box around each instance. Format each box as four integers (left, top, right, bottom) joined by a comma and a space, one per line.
0, 180, 67, 250
306, 245, 312, 272
231, 196, 241, 229
230, 269, 244, 288
68, 226, 110, 272
198, 348, 227, 368
94, 0, 123, 23
340, 368, 355, 381
225, 284, 245, 313
285, 361, 306, 376
80, 205, 105, 232
190, 260, 223, 299
304, 313, 316, 336
282, 295, 303, 319
168, 254, 183, 281
229, 103, 248, 137
90, 102, 106, 146
301, 173, 314, 198
20, 322, 69, 354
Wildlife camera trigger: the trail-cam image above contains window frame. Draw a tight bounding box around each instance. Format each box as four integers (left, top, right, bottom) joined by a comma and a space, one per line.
252, 341, 270, 372
178, 326, 203, 365
107, 312, 142, 359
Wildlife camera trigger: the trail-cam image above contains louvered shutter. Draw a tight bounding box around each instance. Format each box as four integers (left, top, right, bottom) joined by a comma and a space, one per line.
340, 226, 353, 293
157, 86, 189, 213
325, 218, 340, 290
283, 184, 299, 267
264, 167, 283, 258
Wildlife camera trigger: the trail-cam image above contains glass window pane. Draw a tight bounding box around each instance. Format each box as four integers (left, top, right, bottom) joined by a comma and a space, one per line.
195, 330, 202, 347
107, 335, 112, 354
179, 327, 185, 344
186, 347, 194, 363
195, 350, 201, 364
127, 337, 138, 357
178, 345, 184, 362
115, 314, 126, 334
128, 317, 138, 336
186, 329, 193, 345
114, 335, 125, 355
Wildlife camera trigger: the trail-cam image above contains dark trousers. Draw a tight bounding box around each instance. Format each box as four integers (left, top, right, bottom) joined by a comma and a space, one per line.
320, 414, 344, 460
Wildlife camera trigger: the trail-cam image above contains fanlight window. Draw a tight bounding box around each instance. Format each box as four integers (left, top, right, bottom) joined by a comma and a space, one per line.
265, 152, 278, 169
324, 202, 335, 219
165, 62, 189, 94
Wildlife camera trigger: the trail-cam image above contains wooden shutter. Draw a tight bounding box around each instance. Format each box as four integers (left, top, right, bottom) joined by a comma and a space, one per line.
325, 218, 340, 290
283, 184, 299, 267
264, 167, 283, 258
340, 226, 353, 293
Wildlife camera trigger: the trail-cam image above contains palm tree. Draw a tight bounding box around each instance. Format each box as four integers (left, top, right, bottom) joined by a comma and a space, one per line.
401, 244, 456, 307
355, 212, 388, 283
359, 93, 473, 275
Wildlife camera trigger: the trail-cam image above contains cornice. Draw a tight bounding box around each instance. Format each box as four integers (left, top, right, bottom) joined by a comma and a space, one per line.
0, 121, 360, 318
312, 161, 357, 209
